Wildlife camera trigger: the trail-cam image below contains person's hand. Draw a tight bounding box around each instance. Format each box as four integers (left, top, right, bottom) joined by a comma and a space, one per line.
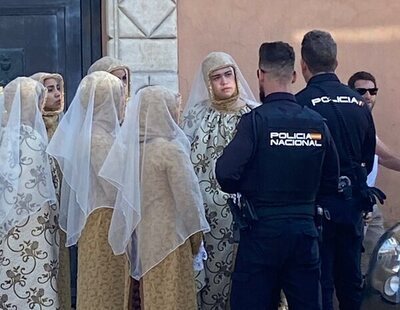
367, 187, 387, 205
360, 186, 386, 213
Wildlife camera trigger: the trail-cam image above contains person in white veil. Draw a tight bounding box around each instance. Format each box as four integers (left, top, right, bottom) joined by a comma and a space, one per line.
0, 77, 60, 309
30, 73, 64, 137
180, 52, 259, 309
46, 71, 130, 309
100, 85, 210, 310
30, 71, 71, 310
88, 56, 131, 100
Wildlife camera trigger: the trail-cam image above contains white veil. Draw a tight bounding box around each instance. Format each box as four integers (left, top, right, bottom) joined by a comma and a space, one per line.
30, 72, 65, 116
46, 71, 125, 246
100, 85, 210, 279
98, 90, 141, 255
181, 52, 259, 142
0, 77, 56, 238
88, 56, 131, 99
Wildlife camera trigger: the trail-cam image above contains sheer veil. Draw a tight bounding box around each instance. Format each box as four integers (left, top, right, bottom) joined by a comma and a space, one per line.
46, 71, 125, 246
100, 85, 210, 279
0, 77, 56, 238
181, 52, 258, 142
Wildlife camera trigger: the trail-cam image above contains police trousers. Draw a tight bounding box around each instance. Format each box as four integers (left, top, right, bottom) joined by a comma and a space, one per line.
231, 217, 321, 310
320, 218, 364, 310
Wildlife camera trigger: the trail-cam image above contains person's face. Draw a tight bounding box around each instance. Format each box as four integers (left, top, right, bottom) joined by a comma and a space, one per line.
111, 69, 128, 86
354, 79, 378, 111
210, 66, 237, 100
111, 68, 129, 101
43, 78, 62, 111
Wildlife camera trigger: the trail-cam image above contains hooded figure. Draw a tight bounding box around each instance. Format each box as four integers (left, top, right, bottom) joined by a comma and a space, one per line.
47, 71, 130, 309
30, 72, 64, 138
181, 52, 258, 309
100, 85, 210, 309
88, 56, 131, 100
0, 77, 60, 309
30, 71, 71, 310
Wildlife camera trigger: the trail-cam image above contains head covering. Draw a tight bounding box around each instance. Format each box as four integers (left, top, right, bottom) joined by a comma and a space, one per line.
181, 51, 258, 142
100, 85, 209, 279
0, 77, 56, 238
46, 71, 125, 246
30, 72, 65, 140
30, 72, 65, 116
88, 56, 131, 99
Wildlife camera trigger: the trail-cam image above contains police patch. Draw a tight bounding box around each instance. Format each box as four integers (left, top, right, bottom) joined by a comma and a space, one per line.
270, 132, 322, 147
311, 96, 363, 106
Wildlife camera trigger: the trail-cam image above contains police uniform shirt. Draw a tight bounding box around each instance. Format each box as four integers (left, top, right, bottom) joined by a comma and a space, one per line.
216, 92, 339, 214
296, 73, 376, 178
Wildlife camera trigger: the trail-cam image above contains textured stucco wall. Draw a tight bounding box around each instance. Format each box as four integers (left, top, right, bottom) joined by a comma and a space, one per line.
178, 0, 400, 225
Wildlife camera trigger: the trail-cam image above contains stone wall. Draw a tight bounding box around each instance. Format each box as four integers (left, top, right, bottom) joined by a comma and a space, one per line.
105, 0, 178, 94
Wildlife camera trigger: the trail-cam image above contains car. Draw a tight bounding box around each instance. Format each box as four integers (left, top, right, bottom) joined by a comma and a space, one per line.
362, 223, 400, 309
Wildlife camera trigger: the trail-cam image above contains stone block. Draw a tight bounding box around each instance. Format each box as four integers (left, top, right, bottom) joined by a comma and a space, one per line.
119, 39, 177, 72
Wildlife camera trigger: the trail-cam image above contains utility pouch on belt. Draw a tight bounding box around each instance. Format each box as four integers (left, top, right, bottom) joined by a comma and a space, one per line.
227, 198, 249, 232
227, 195, 259, 239
240, 196, 259, 223
338, 175, 352, 200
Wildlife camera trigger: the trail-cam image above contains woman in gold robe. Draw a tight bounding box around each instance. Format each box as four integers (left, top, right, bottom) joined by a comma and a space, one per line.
181, 52, 258, 310
31, 72, 71, 310
100, 85, 210, 310
47, 71, 129, 309
0, 77, 59, 309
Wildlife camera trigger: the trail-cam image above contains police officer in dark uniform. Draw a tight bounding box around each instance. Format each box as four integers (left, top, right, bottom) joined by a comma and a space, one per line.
216, 41, 339, 310
296, 30, 383, 310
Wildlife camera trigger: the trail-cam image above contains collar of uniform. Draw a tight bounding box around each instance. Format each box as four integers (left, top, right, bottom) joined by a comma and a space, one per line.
262, 92, 296, 104
307, 72, 340, 85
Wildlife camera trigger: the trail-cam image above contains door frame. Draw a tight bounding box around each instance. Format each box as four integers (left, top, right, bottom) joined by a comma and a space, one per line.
81, 0, 102, 74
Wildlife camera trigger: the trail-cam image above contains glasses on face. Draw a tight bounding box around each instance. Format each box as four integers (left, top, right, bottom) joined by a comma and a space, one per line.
355, 88, 378, 96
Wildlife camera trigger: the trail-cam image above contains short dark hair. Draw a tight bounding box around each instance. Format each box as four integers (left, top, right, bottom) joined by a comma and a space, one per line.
259, 41, 295, 82
301, 30, 337, 74
347, 71, 377, 89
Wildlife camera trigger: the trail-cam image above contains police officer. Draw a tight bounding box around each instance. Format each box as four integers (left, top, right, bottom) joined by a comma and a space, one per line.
296, 30, 381, 310
216, 41, 339, 310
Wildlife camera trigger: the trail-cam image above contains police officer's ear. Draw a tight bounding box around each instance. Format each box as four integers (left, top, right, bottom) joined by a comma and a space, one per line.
257, 68, 265, 84
333, 59, 338, 71
300, 59, 307, 73
300, 59, 312, 82
292, 71, 297, 84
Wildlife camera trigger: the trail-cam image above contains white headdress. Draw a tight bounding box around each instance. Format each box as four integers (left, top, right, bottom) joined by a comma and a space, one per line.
0, 77, 56, 238
46, 71, 125, 246
181, 52, 258, 142
100, 85, 210, 279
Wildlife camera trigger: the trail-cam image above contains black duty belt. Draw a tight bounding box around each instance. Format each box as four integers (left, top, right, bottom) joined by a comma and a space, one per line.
256, 204, 315, 218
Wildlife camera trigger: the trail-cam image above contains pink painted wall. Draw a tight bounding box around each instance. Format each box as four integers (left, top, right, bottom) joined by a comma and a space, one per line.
178, 0, 400, 225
